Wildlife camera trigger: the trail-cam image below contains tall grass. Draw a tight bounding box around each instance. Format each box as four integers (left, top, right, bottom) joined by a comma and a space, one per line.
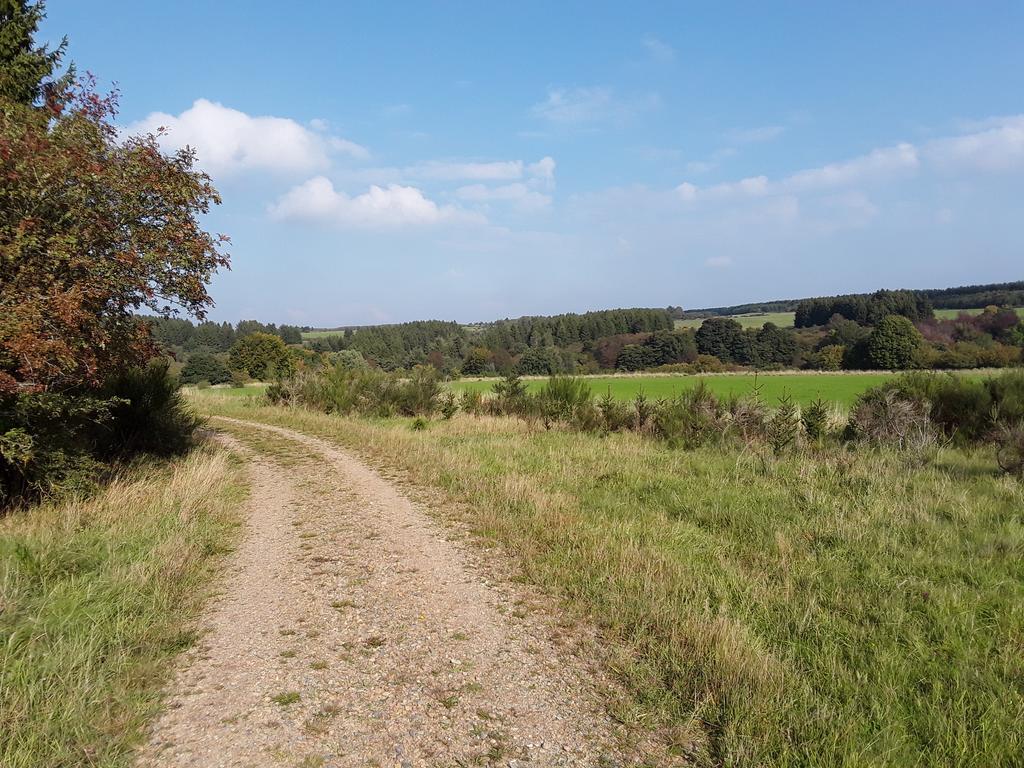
0, 446, 243, 767
195, 393, 1024, 767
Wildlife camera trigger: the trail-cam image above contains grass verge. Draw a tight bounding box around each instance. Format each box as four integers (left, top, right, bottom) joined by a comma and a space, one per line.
0, 444, 244, 768
195, 393, 1023, 767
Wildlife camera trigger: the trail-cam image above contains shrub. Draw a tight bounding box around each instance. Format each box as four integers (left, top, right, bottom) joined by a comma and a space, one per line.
1, 361, 198, 507
766, 394, 801, 454
872, 370, 1024, 443
596, 389, 633, 432
849, 389, 935, 451
460, 389, 485, 416
439, 391, 458, 420
866, 316, 921, 369
813, 345, 845, 371
229, 333, 295, 380
98, 360, 201, 458
993, 421, 1024, 477
180, 352, 231, 385
653, 382, 723, 449
726, 393, 769, 444
492, 372, 529, 415
535, 376, 593, 427
801, 398, 830, 441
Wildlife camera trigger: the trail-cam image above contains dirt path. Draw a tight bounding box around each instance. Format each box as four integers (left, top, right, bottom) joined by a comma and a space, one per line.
136, 416, 655, 768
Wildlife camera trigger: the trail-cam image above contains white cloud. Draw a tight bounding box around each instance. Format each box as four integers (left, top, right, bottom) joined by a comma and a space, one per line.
726, 125, 786, 144
269, 176, 482, 228
532, 86, 613, 124
642, 36, 675, 63
685, 160, 716, 174
411, 160, 524, 180
334, 156, 556, 187
455, 182, 552, 211
678, 143, 919, 202
126, 99, 369, 175
531, 87, 658, 125
784, 143, 919, 191
924, 116, 1024, 172
705, 255, 733, 268
527, 156, 556, 181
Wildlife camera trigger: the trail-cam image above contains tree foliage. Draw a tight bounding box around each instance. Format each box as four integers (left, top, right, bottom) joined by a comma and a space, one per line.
0, 0, 69, 107
228, 333, 294, 380
0, 80, 229, 395
867, 316, 922, 370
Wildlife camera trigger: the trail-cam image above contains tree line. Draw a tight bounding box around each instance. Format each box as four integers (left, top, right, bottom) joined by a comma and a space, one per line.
679, 281, 1024, 320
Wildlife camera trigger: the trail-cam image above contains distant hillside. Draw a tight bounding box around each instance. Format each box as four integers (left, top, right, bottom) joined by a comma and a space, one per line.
682, 280, 1024, 319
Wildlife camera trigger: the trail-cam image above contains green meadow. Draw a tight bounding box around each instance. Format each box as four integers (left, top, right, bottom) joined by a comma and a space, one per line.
675, 311, 796, 329
452, 372, 899, 407
674, 307, 1023, 330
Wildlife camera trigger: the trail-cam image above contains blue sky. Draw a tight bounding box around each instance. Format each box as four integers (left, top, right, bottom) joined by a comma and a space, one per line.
43, 1, 1024, 326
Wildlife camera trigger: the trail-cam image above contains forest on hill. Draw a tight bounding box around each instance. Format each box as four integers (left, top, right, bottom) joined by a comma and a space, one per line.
149, 282, 1024, 383
677, 280, 1024, 319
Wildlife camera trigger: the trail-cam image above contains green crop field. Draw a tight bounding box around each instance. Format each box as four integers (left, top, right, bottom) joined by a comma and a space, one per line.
301, 329, 347, 340
184, 384, 268, 398
452, 372, 902, 407
934, 306, 1024, 320
675, 311, 796, 330
676, 307, 1023, 330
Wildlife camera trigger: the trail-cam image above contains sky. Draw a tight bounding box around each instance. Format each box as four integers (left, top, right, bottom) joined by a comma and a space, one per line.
42, 1, 1024, 326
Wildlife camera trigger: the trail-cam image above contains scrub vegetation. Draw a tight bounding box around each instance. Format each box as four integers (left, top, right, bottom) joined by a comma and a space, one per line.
192, 386, 1024, 767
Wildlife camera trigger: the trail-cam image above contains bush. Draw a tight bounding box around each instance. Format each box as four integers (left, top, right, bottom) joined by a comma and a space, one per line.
596, 389, 633, 432
265, 364, 440, 418
180, 352, 231, 385
871, 370, 1024, 443
993, 421, 1024, 477
766, 394, 800, 454
460, 389, 485, 416
653, 382, 724, 448
98, 360, 201, 458
229, 333, 295, 380
535, 376, 593, 427
801, 398, 830, 441
849, 388, 935, 452
439, 391, 458, 420
867, 316, 921, 370
1, 361, 198, 507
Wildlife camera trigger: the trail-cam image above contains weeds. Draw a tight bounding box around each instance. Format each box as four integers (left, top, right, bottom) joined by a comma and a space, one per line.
0, 446, 243, 767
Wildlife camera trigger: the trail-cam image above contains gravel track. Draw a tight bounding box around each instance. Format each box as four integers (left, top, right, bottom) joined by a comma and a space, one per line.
136, 417, 666, 767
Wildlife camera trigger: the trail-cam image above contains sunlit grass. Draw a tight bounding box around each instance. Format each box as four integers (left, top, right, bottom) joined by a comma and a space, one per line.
197, 396, 1024, 766
0, 446, 244, 768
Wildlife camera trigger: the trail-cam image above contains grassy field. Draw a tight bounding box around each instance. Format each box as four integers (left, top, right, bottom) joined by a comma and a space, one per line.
934, 306, 1024, 320
675, 311, 796, 330
301, 329, 347, 340
192, 393, 1024, 767
676, 307, 1024, 330
0, 447, 244, 768
453, 372, 898, 407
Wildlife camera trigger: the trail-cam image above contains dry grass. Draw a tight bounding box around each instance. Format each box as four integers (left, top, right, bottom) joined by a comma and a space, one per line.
0, 445, 245, 768
194, 393, 1024, 766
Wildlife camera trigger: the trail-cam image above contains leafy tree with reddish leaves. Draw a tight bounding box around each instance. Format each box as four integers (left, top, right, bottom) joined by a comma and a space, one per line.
1, 1, 229, 503
0, 80, 229, 394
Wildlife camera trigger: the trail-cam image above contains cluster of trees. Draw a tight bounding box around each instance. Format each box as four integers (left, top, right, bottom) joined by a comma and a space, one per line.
304, 309, 675, 377
150, 317, 302, 353
805, 308, 1023, 371
794, 289, 933, 328
694, 320, 800, 367
921, 281, 1024, 311
1, 1, 227, 505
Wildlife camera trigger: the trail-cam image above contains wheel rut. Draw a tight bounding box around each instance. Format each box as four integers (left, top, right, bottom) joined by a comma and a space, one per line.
136, 416, 661, 767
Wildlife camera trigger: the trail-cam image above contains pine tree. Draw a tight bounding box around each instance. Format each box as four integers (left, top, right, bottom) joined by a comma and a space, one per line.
0, 1, 71, 107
